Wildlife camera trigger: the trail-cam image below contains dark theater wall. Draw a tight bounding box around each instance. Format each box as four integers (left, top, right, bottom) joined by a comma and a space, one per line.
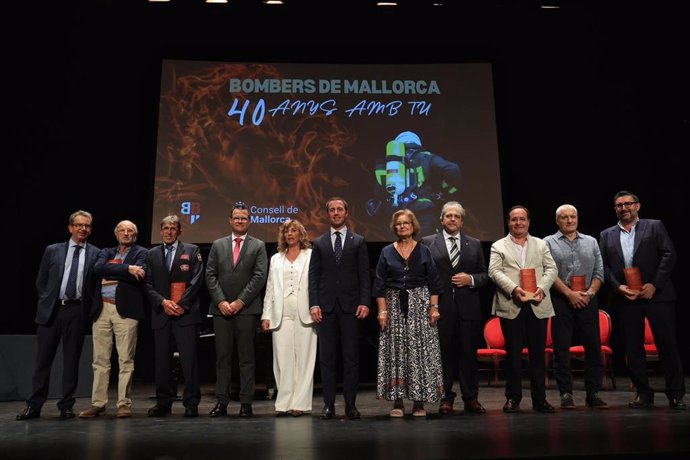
11, 1, 689, 381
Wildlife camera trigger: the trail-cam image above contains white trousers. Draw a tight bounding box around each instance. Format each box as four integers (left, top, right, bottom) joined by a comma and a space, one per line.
272, 294, 318, 412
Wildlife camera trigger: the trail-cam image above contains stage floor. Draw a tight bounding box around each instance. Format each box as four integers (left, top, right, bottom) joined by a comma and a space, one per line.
2, 375, 689, 460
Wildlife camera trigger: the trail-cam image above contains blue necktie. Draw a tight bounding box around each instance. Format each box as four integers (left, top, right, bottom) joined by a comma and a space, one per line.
334, 231, 343, 265
165, 244, 174, 271
65, 246, 81, 300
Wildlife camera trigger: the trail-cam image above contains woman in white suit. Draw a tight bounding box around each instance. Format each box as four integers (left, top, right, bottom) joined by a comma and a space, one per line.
261, 219, 317, 416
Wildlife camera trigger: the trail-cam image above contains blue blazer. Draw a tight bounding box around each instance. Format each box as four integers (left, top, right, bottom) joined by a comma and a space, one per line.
91, 245, 149, 321
599, 218, 676, 304
35, 241, 100, 325
308, 230, 371, 313
145, 241, 204, 329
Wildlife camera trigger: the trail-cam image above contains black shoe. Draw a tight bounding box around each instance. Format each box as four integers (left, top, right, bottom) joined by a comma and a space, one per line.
209, 402, 227, 417
184, 406, 199, 418
147, 404, 172, 417
239, 404, 253, 417
669, 398, 687, 411
16, 405, 40, 421
560, 392, 575, 409
464, 399, 486, 414
586, 393, 609, 409
320, 405, 335, 420
346, 406, 361, 419
502, 399, 520, 413
533, 400, 555, 413
60, 408, 75, 419
629, 393, 654, 409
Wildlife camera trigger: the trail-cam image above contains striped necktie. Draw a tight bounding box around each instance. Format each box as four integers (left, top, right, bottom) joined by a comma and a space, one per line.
449, 236, 460, 269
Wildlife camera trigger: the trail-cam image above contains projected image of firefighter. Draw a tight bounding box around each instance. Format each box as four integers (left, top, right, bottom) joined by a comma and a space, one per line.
366, 131, 461, 236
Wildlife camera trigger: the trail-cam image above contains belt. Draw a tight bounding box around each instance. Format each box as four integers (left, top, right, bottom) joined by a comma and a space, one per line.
57, 299, 81, 306
103, 297, 116, 304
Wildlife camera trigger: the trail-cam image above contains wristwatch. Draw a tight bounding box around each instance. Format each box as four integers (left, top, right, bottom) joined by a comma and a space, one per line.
586, 291, 595, 298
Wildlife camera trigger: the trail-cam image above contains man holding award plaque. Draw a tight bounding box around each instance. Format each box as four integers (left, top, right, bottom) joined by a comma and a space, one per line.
145, 215, 204, 417
544, 204, 608, 409
600, 191, 686, 410
489, 206, 558, 413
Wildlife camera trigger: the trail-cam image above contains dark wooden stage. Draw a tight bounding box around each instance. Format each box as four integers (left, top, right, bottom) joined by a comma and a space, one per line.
2, 376, 688, 460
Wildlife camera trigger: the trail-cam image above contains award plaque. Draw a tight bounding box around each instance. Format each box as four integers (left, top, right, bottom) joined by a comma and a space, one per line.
624, 267, 643, 292
570, 275, 586, 292
520, 268, 537, 299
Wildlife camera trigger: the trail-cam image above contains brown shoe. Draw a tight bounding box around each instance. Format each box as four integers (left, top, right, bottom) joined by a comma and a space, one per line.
79, 405, 105, 418
464, 399, 486, 414
438, 399, 453, 415
116, 406, 132, 418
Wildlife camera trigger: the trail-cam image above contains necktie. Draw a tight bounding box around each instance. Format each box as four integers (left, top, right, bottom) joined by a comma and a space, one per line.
233, 237, 242, 265
65, 245, 81, 299
165, 244, 174, 271
449, 236, 460, 269
334, 231, 343, 265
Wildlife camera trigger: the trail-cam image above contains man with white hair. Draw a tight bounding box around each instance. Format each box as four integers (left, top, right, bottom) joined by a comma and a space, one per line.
544, 205, 608, 410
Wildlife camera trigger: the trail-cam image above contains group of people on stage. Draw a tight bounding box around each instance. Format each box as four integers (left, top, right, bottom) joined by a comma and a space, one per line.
16, 190, 686, 421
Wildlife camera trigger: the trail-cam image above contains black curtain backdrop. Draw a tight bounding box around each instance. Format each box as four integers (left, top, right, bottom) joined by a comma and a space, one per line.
12, 2, 689, 382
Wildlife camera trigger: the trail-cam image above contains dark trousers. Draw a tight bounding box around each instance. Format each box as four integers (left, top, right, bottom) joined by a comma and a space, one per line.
153, 321, 200, 408
213, 315, 258, 405
551, 294, 603, 395
28, 303, 85, 411
438, 307, 481, 402
318, 302, 359, 408
500, 307, 548, 403
620, 301, 685, 400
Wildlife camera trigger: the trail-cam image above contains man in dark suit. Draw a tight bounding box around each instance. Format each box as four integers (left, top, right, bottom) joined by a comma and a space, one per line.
17, 210, 99, 421
145, 215, 204, 418
79, 220, 148, 418
421, 201, 488, 415
599, 190, 686, 410
309, 197, 371, 419
206, 202, 268, 417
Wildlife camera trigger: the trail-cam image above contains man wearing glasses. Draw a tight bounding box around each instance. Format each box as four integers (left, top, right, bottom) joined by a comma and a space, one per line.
600, 191, 685, 410
17, 211, 99, 420
206, 202, 268, 417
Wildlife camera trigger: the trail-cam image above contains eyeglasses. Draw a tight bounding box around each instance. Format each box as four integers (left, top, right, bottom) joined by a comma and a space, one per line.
71, 223, 92, 229
395, 222, 412, 227
232, 217, 249, 222
614, 201, 638, 209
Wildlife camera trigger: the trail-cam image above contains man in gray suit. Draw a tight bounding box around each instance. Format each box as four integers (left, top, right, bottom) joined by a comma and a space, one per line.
489, 205, 558, 413
206, 202, 268, 417
17, 210, 99, 420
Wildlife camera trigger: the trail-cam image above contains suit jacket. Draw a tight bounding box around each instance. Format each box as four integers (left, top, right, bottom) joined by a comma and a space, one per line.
599, 218, 676, 304
34, 241, 100, 325
91, 245, 149, 321
421, 232, 488, 321
308, 230, 371, 313
206, 234, 268, 316
262, 248, 313, 329
488, 234, 557, 320
145, 241, 204, 329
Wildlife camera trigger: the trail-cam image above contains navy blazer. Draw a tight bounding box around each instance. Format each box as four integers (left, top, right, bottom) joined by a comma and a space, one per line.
91, 245, 149, 321
421, 232, 488, 321
599, 218, 676, 304
35, 241, 100, 325
145, 241, 204, 329
308, 230, 371, 313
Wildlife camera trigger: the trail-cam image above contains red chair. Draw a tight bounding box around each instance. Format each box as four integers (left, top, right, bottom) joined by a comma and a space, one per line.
521, 317, 553, 388
477, 317, 507, 386
643, 317, 658, 360
569, 309, 616, 390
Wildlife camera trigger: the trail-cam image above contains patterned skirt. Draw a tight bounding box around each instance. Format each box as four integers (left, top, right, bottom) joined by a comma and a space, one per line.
376, 285, 444, 402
